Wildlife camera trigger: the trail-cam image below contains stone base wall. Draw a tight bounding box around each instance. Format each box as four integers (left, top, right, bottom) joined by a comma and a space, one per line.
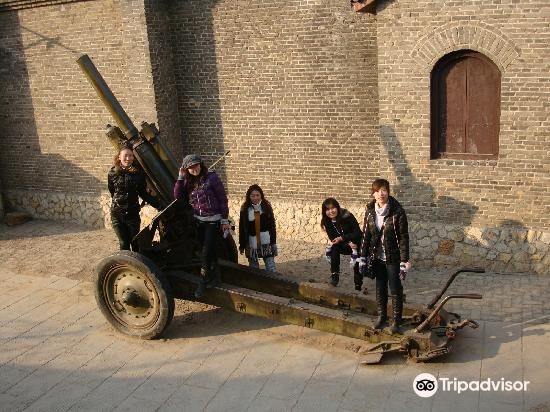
5, 190, 110, 228
233, 199, 550, 276
6, 190, 549, 276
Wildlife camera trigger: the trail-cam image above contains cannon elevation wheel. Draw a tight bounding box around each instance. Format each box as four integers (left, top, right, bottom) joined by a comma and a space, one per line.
94, 251, 174, 339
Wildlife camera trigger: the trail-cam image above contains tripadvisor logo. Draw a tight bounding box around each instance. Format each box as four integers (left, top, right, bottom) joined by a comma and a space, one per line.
413, 373, 438, 398
413, 373, 530, 398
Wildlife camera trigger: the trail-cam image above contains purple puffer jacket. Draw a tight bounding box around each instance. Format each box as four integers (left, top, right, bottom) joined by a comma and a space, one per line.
173, 171, 229, 220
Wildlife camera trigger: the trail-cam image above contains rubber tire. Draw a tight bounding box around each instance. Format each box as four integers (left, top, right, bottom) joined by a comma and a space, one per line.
94, 250, 175, 339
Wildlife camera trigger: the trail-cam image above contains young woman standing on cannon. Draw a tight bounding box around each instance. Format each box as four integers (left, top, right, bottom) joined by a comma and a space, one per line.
359, 179, 411, 334
173, 154, 230, 298
108, 142, 161, 251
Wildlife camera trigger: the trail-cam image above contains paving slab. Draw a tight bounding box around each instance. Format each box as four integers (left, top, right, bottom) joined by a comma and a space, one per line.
0, 220, 549, 411
258, 353, 322, 401
160, 384, 218, 412
245, 395, 297, 412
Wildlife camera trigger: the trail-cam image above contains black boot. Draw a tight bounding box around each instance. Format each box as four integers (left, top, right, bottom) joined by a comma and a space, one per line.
206, 264, 221, 289
353, 263, 363, 291
330, 272, 339, 287
390, 289, 403, 334
194, 268, 208, 298
374, 286, 387, 329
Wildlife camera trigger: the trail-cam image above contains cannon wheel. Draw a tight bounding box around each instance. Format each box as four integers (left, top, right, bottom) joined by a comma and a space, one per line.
94, 251, 174, 339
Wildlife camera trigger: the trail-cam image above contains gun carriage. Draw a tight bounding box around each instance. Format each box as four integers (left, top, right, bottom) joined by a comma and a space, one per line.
78, 54, 482, 364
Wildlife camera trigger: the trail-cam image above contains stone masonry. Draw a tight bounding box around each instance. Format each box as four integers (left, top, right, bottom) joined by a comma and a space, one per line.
5, 188, 549, 275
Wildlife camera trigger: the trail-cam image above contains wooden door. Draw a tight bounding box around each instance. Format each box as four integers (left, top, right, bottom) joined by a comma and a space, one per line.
431, 51, 500, 159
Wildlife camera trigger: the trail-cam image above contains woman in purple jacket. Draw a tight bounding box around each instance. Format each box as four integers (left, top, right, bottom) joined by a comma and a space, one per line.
173, 154, 230, 298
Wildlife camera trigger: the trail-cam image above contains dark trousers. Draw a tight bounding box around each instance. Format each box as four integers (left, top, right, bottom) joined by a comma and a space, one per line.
111, 212, 140, 251
196, 220, 220, 272
373, 259, 402, 295
330, 243, 352, 274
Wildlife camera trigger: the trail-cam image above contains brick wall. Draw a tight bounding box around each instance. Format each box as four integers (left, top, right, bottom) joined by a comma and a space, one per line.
0, 0, 156, 197
143, 0, 184, 162
374, 0, 550, 231
167, 0, 379, 200
0, 0, 548, 275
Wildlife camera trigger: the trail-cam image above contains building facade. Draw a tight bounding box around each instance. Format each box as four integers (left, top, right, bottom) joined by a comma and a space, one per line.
0, 0, 548, 274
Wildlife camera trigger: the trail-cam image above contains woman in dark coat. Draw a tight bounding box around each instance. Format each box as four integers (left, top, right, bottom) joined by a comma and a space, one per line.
238, 184, 277, 272
321, 197, 363, 289
359, 179, 411, 334
108, 142, 160, 251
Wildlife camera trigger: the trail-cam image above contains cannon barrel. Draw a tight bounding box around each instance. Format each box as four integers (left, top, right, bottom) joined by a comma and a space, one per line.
77, 54, 175, 204
77, 54, 139, 140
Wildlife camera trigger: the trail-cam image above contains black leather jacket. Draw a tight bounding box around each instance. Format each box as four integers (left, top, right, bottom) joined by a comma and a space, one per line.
323, 209, 362, 246
360, 197, 410, 263
108, 166, 160, 219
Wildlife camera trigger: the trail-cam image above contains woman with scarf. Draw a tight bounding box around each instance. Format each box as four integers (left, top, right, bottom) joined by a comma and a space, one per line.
359, 179, 411, 334
238, 184, 277, 272
321, 198, 363, 289
108, 142, 161, 251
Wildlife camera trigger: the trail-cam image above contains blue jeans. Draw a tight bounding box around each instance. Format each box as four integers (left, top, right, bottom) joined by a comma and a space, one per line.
248, 256, 276, 272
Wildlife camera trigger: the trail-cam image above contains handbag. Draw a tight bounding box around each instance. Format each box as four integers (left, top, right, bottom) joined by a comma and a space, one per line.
359, 211, 384, 280
364, 253, 376, 279
362, 224, 383, 280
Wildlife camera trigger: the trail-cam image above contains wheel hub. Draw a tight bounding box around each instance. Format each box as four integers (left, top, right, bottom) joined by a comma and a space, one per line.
121, 288, 146, 308
104, 264, 160, 329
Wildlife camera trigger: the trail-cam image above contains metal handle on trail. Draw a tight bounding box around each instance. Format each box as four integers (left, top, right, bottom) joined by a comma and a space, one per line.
426, 267, 485, 309
209, 151, 230, 170
416, 293, 482, 333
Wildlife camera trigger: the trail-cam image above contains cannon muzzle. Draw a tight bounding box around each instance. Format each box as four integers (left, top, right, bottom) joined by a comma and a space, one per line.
77, 54, 138, 140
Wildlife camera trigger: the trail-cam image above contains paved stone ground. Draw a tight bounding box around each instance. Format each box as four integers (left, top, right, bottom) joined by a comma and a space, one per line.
0, 220, 549, 412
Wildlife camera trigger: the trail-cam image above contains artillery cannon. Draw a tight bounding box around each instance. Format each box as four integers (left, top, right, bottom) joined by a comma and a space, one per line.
78, 54, 483, 364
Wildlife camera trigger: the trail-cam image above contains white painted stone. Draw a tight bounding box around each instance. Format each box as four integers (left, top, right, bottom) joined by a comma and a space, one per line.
540, 232, 550, 244
527, 230, 539, 242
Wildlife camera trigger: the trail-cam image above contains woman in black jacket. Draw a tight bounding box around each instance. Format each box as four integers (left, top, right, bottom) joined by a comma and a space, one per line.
321, 198, 362, 289
359, 179, 410, 334
238, 184, 277, 272
108, 143, 161, 251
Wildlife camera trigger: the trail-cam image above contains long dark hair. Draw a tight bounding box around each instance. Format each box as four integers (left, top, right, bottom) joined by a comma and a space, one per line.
241, 184, 274, 217
183, 162, 208, 189
320, 197, 342, 230
112, 145, 139, 174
